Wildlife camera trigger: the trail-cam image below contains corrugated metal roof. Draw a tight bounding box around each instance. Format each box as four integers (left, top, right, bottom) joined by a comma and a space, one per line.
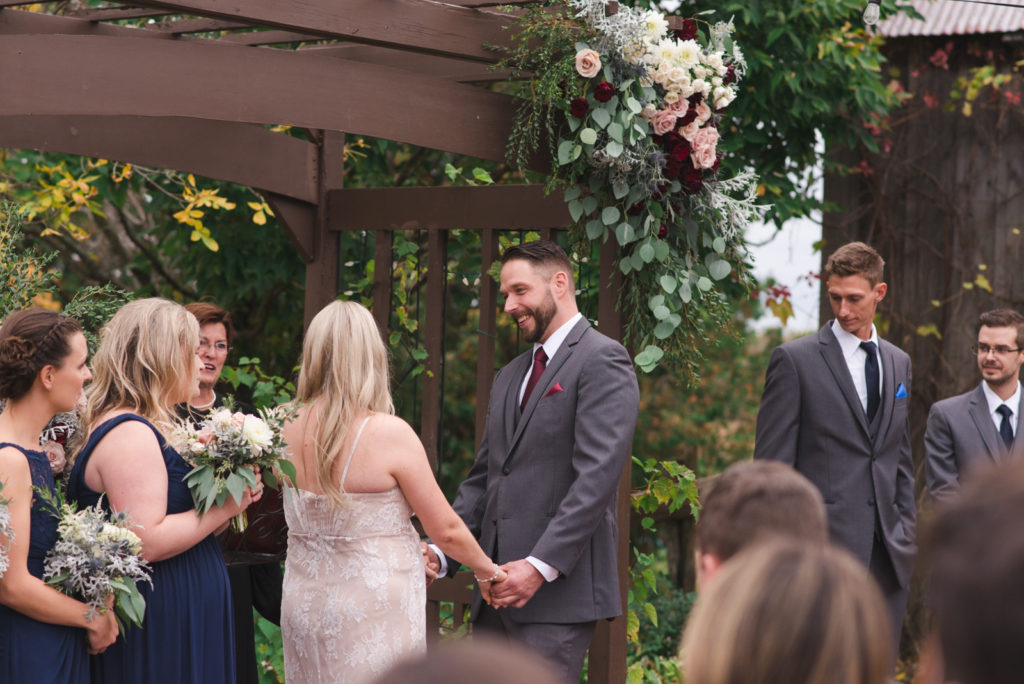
878, 0, 1024, 37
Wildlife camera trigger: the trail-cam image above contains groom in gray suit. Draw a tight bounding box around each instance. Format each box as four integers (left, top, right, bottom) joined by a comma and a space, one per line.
426, 240, 639, 682
754, 241, 915, 659
925, 309, 1024, 503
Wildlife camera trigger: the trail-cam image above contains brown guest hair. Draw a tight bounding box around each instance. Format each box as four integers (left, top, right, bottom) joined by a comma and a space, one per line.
500, 240, 575, 289
0, 308, 82, 401
977, 308, 1024, 349
185, 301, 235, 347
695, 461, 828, 562
824, 241, 885, 287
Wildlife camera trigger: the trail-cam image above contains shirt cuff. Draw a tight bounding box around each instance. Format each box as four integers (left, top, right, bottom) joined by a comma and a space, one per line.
526, 556, 559, 582
428, 543, 449, 577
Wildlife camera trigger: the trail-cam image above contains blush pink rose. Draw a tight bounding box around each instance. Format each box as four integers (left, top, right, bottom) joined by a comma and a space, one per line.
232, 412, 246, 428
678, 121, 701, 141
695, 102, 712, 126
691, 127, 720, 169
651, 110, 678, 135
42, 440, 66, 475
667, 99, 689, 116
575, 49, 602, 79
196, 428, 215, 446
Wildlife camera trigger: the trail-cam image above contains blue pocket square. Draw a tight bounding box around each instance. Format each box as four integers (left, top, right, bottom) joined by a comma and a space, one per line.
895, 382, 907, 399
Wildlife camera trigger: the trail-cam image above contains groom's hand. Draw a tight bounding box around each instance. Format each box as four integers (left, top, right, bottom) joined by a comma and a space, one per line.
421, 543, 440, 587
490, 559, 544, 609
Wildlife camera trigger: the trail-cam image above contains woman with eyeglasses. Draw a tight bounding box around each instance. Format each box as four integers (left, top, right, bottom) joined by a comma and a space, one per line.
178, 302, 284, 684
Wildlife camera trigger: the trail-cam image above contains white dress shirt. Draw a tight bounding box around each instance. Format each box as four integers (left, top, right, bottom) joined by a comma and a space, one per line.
982, 380, 1021, 436
434, 312, 584, 582
831, 320, 883, 415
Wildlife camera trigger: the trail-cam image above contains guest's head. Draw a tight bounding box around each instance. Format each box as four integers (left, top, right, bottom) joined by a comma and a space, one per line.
184, 302, 234, 393
824, 241, 886, 340
296, 300, 394, 505
694, 460, 827, 591
680, 540, 891, 684
81, 298, 199, 430
372, 637, 560, 684
924, 459, 1024, 684
499, 240, 578, 344
0, 308, 88, 411
975, 308, 1024, 393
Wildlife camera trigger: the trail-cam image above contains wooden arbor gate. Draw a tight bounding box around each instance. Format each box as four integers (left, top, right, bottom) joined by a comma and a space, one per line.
0, 2, 631, 679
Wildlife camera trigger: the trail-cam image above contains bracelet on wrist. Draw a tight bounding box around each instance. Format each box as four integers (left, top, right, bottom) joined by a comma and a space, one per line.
474, 569, 501, 583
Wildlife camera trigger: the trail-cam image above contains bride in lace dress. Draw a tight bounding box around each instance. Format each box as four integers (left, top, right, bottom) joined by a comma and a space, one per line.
281, 301, 506, 684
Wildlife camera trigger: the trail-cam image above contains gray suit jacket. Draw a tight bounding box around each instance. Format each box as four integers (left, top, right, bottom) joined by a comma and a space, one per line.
753, 321, 916, 587
925, 383, 1024, 503
448, 317, 639, 623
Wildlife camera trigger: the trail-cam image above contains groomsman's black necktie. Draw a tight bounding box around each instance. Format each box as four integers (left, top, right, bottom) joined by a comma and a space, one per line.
860, 340, 880, 422
997, 404, 1014, 447
521, 347, 548, 410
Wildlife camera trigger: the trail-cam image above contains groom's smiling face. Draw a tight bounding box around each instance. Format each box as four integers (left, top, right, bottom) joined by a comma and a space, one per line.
500, 259, 559, 344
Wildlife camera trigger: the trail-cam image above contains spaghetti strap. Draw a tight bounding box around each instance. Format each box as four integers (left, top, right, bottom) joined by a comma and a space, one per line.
338, 414, 374, 494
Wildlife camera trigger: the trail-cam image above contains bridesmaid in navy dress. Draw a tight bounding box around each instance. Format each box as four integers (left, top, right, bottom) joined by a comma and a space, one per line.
0, 309, 118, 682
67, 298, 261, 683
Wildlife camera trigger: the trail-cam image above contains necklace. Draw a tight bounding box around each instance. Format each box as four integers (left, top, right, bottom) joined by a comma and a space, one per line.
191, 392, 216, 411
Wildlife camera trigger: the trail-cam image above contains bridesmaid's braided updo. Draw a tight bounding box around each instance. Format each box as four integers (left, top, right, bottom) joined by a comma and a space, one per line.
0, 308, 82, 401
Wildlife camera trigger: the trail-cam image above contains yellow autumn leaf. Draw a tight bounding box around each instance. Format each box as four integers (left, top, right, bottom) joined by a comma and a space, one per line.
975, 274, 992, 292
252, 211, 266, 226
916, 323, 942, 340
247, 201, 263, 211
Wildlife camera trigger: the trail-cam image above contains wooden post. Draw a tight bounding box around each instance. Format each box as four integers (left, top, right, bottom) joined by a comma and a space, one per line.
304, 130, 344, 326
372, 229, 394, 337
474, 228, 500, 452
421, 229, 448, 471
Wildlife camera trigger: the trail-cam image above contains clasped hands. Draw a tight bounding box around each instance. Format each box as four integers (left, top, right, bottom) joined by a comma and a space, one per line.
420, 545, 543, 610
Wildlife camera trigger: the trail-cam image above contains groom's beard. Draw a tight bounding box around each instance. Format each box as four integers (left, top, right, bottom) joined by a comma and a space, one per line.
521, 291, 558, 344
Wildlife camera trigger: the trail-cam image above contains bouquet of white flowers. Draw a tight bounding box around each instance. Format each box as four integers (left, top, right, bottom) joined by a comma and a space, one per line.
170, 405, 295, 530
36, 487, 152, 630
0, 480, 12, 578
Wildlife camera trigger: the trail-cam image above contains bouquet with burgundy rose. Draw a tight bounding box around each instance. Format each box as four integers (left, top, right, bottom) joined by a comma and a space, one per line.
500, 1, 764, 373
170, 404, 295, 531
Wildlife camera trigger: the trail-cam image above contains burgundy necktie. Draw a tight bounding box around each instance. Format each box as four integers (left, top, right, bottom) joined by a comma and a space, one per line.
520, 347, 548, 410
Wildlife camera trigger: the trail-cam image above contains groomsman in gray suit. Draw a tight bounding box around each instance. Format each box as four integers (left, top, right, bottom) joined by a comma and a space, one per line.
925, 309, 1024, 503
426, 240, 639, 682
754, 241, 915, 659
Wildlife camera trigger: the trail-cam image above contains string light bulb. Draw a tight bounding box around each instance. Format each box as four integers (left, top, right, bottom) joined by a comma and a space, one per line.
863, 0, 882, 26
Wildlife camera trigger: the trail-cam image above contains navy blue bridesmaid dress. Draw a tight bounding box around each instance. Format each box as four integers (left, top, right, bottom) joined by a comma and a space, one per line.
68, 414, 235, 683
0, 442, 88, 683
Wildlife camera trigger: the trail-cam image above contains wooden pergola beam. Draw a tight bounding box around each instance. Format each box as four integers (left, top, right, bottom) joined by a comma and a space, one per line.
67, 6, 174, 21
151, 17, 249, 34
0, 32, 534, 166
300, 44, 513, 83
327, 185, 569, 232
123, 0, 513, 62
0, 115, 318, 204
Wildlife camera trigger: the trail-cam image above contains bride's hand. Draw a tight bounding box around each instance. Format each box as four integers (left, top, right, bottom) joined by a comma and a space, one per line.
477, 567, 508, 607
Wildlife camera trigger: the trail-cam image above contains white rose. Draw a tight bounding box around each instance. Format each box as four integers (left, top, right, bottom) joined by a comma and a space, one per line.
663, 90, 680, 105
712, 76, 723, 87
211, 408, 233, 429
190, 441, 205, 453
713, 86, 736, 110
706, 53, 724, 72
242, 415, 274, 451
693, 79, 711, 96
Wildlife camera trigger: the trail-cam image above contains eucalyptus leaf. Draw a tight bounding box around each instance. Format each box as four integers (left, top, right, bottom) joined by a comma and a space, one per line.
654, 240, 670, 261
713, 236, 726, 253
652, 305, 670, 320
568, 199, 583, 223
607, 122, 623, 143
679, 282, 692, 303
709, 259, 732, 280
697, 276, 713, 292
557, 140, 574, 166
649, 294, 665, 309
226, 472, 246, 506
601, 206, 620, 226
586, 219, 605, 241
606, 140, 623, 158
582, 196, 599, 215
580, 128, 598, 145
626, 97, 642, 114
638, 242, 655, 263
619, 259, 632, 275
612, 180, 629, 200
659, 274, 677, 293
615, 222, 635, 245
630, 251, 645, 271
592, 108, 611, 129
572, 145, 582, 161
654, 320, 676, 339
564, 186, 581, 202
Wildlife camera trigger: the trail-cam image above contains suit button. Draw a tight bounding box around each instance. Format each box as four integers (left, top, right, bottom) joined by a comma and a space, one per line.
502, 467, 510, 475
868, 498, 875, 506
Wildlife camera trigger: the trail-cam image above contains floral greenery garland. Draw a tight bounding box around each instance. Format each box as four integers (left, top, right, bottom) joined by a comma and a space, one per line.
500, 0, 765, 374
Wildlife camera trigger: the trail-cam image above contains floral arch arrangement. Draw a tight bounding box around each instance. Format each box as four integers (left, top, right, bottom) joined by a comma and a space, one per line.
501, 0, 765, 375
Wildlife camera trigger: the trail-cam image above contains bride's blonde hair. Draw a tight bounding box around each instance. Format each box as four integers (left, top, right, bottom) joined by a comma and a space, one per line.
297, 300, 394, 507
76, 298, 199, 452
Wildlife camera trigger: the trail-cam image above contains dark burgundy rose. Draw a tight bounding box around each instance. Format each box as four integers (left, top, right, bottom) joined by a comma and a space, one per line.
663, 160, 681, 180
677, 108, 697, 127
627, 202, 645, 216
651, 181, 670, 201
652, 134, 664, 146
710, 153, 722, 174
723, 64, 736, 86
658, 224, 669, 239
570, 97, 589, 118
681, 166, 703, 195
670, 141, 691, 163
687, 92, 704, 108
594, 81, 615, 102
661, 130, 680, 147
673, 18, 698, 41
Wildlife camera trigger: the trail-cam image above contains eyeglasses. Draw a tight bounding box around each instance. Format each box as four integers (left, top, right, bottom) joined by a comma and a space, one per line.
974, 343, 1023, 356
198, 340, 231, 353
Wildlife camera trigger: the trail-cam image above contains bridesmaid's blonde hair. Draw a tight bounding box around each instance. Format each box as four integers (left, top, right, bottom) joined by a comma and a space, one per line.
297, 300, 394, 507
77, 298, 199, 450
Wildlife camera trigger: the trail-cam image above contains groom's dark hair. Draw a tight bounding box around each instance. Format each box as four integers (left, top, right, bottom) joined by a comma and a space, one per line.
501, 240, 575, 289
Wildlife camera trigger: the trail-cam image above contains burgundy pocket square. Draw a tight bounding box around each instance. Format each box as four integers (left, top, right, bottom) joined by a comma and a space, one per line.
544, 383, 564, 398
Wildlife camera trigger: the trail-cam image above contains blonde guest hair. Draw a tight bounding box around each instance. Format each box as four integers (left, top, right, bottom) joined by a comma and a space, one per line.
77, 298, 199, 449
680, 540, 891, 684
296, 300, 394, 507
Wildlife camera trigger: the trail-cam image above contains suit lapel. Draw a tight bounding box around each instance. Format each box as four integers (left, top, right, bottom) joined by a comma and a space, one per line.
873, 341, 897, 447
504, 318, 589, 465
503, 351, 532, 446
968, 384, 1003, 462
1012, 388, 1024, 458
818, 323, 871, 441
